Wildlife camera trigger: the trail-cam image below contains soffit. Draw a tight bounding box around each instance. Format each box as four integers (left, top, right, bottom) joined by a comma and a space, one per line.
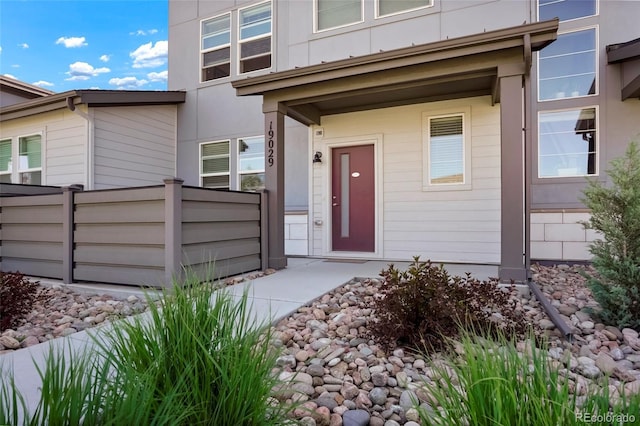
232, 20, 559, 125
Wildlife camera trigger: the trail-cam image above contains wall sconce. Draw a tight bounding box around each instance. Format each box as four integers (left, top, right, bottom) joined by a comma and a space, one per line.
313, 151, 323, 163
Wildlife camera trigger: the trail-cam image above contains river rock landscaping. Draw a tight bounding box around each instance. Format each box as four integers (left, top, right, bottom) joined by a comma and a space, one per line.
1, 263, 639, 425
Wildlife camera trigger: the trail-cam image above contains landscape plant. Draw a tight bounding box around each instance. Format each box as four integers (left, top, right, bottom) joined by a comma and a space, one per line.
0, 270, 294, 425
581, 140, 640, 330
0, 271, 41, 332
416, 330, 640, 426
368, 257, 529, 352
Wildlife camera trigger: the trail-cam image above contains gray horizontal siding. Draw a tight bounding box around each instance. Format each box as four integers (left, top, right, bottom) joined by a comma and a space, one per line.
73, 188, 166, 286
0, 194, 64, 278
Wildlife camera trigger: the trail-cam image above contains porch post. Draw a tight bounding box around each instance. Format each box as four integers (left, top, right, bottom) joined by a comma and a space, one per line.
498, 64, 528, 283
263, 101, 287, 269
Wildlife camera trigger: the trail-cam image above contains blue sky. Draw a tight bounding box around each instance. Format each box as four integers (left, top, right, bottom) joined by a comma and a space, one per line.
0, 0, 168, 92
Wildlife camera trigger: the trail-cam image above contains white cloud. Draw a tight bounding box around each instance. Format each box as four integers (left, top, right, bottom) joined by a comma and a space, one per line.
56, 36, 88, 48
65, 61, 110, 81
0, 46, 2, 54
19, 43, 29, 49
130, 29, 158, 36
11, 64, 20, 68
99, 54, 111, 62
3, 74, 17, 79
130, 40, 167, 68
32, 80, 54, 88
108, 76, 148, 89
147, 70, 168, 82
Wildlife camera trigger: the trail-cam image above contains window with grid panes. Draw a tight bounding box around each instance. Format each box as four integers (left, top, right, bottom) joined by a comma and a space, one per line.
201, 141, 230, 189
538, 0, 597, 22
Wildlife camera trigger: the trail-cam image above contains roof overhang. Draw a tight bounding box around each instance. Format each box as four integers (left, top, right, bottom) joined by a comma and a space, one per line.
607, 37, 640, 100
0, 75, 55, 99
232, 19, 559, 125
0, 90, 187, 122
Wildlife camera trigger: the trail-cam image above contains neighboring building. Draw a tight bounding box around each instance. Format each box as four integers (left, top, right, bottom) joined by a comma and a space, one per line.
168, 0, 640, 281
0, 90, 185, 189
0, 75, 54, 107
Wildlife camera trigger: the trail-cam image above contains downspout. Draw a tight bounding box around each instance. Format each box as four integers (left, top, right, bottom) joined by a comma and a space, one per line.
66, 97, 94, 190
522, 35, 573, 340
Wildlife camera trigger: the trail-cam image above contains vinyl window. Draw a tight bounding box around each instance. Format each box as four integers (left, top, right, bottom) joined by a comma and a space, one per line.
538, 107, 597, 178
377, 0, 432, 18
423, 111, 471, 190
538, 27, 597, 101
238, 136, 265, 191
538, 0, 597, 22
0, 139, 11, 183
200, 141, 230, 189
201, 13, 231, 82
18, 135, 42, 185
316, 0, 363, 32
238, 2, 272, 74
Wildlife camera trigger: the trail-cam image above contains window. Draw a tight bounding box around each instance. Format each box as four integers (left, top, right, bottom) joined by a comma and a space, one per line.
200, 141, 230, 189
239, 2, 272, 74
538, 28, 596, 101
18, 135, 42, 185
538, 107, 597, 178
423, 111, 470, 190
0, 139, 11, 183
538, 0, 597, 22
201, 13, 231, 81
316, 0, 362, 31
377, 0, 432, 17
238, 136, 265, 191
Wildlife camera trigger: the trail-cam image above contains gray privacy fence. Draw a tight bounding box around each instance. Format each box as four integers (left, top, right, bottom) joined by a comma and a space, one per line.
0, 179, 267, 288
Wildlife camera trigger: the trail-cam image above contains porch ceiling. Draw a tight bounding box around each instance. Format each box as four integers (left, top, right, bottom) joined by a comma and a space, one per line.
232, 19, 559, 125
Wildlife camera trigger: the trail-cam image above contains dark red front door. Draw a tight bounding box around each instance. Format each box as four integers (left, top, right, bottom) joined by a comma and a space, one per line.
331, 144, 375, 252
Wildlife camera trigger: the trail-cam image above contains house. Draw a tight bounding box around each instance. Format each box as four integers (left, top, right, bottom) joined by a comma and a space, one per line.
0, 75, 54, 107
168, 0, 640, 282
0, 90, 185, 189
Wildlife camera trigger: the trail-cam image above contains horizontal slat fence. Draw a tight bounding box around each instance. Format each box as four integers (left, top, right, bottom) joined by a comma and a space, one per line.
0, 179, 267, 288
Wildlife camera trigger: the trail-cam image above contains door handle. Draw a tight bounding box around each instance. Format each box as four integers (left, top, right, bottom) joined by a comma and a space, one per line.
332, 203, 339, 207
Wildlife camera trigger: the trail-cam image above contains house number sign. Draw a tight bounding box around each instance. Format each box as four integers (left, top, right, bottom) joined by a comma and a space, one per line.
267, 121, 275, 167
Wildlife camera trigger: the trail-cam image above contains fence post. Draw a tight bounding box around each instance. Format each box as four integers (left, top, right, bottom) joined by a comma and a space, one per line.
62, 184, 83, 284
164, 178, 183, 287
260, 190, 269, 271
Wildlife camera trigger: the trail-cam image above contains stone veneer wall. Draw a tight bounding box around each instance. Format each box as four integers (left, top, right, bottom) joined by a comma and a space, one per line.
285, 212, 309, 256
531, 211, 600, 261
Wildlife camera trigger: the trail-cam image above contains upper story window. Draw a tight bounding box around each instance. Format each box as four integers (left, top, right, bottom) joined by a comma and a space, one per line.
538, 107, 597, 178
538, 0, 597, 22
201, 13, 231, 82
377, 0, 432, 18
538, 27, 597, 101
0, 138, 12, 183
316, 0, 363, 32
200, 141, 230, 189
238, 136, 265, 191
239, 2, 272, 74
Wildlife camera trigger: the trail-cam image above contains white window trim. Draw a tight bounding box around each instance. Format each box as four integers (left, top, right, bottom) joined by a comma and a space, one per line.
237, 0, 273, 76
313, 0, 364, 33
199, 12, 232, 83
422, 108, 471, 191
537, 25, 599, 102
537, 0, 599, 23
199, 140, 231, 188
237, 135, 265, 191
537, 105, 599, 179
375, 0, 434, 19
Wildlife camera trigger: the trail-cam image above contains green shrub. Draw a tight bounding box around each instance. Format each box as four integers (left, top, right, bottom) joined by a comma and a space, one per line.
416, 331, 640, 426
581, 140, 640, 330
367, 257, 529, 352
0, 271, 40, 332
0, 270, 294, 425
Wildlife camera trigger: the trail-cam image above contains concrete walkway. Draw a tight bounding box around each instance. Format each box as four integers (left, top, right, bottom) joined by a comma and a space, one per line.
0, 257, 497, 420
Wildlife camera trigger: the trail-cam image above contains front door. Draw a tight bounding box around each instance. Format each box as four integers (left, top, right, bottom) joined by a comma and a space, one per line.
331, 144, 375, 252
